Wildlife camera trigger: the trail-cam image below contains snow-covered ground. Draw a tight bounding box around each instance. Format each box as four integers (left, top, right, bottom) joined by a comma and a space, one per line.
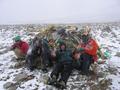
0, 24, 120, 90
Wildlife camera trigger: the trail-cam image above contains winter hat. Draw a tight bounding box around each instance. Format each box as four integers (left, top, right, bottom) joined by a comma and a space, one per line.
59, 42, 66, 47
81, 35, 90, 44
13, 35, 21, 42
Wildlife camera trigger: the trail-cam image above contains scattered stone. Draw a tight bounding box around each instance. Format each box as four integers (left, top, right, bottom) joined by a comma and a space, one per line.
7, 86, 17, 90
111, 32, 117, 38
26, 75, 35, 80
115, 52, 120, 57
10, 61, 26, 69
102, 26, 111, 33
1, 76, 10, 81
0, 48, 9, 54
70, 84, 78, 90
33, 87, 39, 90
3, 82, 14, 89
0, 63, 3, 66
97, 72, 105, 78
90, 84, 100, 90
11, 57, 17, 62
108, 66, 118, 75
18, 86, 25, 89
8, 71, 14, 75
46, 85, 56, 90
13, 73, 28, 82
100, 79, 112, 89
13, 73, 34, 83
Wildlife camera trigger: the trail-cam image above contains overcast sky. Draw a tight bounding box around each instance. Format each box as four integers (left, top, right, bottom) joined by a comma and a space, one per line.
0, 0, 120, 24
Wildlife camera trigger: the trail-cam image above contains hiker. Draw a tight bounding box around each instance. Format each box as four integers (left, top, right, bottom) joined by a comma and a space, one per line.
48, 42, 73, 89
26, 37, 55, 72
48, 39, 56, 65
72, 49, 82, 70
77, 26, 99, 75
11, 35, 29, 60
40, 38, 50, 72
26, 36, 42, 71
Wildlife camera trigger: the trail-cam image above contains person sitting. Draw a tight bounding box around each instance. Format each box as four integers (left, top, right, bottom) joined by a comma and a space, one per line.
72, 49, 82, 70
77, 27, 99, 76
48, 42, 73, 89
47, 43, 81, 88
11, 35, 29, 60
48, 39, 56, 66
26, 36, 42, 71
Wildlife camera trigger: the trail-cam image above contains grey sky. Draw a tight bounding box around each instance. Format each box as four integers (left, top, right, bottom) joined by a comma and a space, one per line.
0, 0, 120, 24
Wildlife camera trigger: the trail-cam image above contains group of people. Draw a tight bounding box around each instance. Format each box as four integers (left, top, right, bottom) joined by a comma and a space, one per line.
11, 26, 104, 89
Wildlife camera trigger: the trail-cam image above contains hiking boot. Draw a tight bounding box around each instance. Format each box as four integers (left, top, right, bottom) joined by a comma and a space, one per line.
47, 75, 57, 85
29, 67, 34, 72
57, 81, 66, 89
42, 68, 48, 73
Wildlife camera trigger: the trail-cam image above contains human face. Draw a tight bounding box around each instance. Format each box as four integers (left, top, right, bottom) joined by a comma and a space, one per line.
60, 45, 65, 50
74, 53, 81, 60
83, 30, 89, 36
49, 40, 54, 45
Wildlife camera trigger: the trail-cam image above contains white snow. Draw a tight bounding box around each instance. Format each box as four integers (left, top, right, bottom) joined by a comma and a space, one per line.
0, 24, 120, 90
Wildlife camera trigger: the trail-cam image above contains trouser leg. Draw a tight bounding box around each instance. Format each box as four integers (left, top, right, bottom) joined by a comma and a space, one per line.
26, 55, 36, 70
60, 62, 73, 84
80, 53, 92, 75
81, 60, 90, 75
50, 62, 63, 79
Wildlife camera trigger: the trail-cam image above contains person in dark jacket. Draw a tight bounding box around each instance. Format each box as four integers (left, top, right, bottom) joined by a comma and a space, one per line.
48, 46, 82, 88
40, 38, 57, 72
72, 49, 82, 70
11, 36, 29, 60
48, 42, 73, 89
26, 37, 42, 71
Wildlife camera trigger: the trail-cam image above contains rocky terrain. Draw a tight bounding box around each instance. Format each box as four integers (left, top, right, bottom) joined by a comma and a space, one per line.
0, 23, 120, 90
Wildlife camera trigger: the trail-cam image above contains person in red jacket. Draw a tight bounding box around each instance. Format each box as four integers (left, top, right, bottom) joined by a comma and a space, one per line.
77, 26, 99, 75
11, 36, 29, 60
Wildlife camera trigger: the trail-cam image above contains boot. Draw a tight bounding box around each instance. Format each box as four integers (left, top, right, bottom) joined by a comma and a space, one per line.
29, 66, 35, 72
42, 68, 48, 73
47, 75, 57, 85
57, 81, 66, 89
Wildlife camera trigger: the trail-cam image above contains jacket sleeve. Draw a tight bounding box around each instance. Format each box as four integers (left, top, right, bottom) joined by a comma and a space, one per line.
84, 42, 93, 51
20, 42, 29, 54
84, 39, 99, 55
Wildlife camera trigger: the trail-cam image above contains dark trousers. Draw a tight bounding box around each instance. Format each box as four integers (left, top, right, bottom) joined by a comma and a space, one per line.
51, 61, 72, 84
41, 52, 50, 69
26, 54, 41, 69
80, 53, 93, 75
72, 60, 81, 70
41, 51, 56, 68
